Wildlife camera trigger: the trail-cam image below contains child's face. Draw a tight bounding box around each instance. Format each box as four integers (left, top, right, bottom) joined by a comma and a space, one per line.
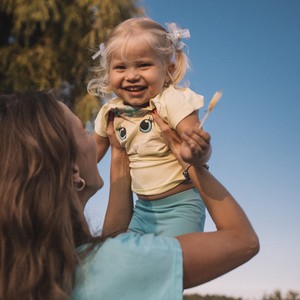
108, 42, 171, 107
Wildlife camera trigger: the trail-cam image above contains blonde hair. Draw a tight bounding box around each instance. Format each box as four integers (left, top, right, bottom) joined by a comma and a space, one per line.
0, 92, 90, 300
88, 17, 190, 96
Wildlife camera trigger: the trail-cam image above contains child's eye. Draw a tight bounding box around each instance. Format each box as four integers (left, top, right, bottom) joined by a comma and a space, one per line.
139, 63, 151, 68
114, 65, 126, 70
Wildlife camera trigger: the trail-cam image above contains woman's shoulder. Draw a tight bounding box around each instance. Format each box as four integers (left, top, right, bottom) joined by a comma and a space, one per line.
72, 232, 183, 300
97, 232, 181, 253
76, 232, 182, 270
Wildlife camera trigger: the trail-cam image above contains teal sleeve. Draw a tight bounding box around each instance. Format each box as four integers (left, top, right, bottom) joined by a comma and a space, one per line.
72, 232, 183, 300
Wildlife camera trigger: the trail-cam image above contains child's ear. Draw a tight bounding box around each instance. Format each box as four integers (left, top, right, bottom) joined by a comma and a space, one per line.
165, 63, 175, 84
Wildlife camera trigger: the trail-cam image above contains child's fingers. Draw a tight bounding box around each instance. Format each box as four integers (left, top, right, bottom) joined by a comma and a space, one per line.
182, 128, 210, 146
181, 129, 210, 158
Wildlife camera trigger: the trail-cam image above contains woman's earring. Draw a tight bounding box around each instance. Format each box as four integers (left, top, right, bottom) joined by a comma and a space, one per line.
75, 178, 86, 191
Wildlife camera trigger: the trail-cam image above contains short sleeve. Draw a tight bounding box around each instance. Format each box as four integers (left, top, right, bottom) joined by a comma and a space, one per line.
152, 85, 204, 129
72, 232, 183, 300
94, 103, 110, 137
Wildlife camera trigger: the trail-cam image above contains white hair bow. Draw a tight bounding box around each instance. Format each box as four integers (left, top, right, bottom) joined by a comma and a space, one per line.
166, 23, 190, 51
92, 43, 106, 60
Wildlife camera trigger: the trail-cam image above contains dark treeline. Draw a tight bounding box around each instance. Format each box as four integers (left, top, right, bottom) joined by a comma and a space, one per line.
184, 290, 300, 300
183, 294, 242, 300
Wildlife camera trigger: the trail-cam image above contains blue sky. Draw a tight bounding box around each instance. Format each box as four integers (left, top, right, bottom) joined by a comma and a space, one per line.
85, 1, 300, 299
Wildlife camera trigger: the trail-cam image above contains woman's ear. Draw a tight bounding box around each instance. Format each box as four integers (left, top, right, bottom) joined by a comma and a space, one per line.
72, 163, 81, 183
72, 163, 86, 192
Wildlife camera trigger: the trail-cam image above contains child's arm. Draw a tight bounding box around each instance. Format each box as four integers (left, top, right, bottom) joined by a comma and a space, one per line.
94, 132, 110, 162
176, 111, 211, 165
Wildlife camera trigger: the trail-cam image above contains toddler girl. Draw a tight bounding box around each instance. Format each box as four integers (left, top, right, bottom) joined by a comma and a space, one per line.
88, 17, 210, 237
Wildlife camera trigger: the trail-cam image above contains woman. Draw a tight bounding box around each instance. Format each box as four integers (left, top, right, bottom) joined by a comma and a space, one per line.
0, 91, 259, 300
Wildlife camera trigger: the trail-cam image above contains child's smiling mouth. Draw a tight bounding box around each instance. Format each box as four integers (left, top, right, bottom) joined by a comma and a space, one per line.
123, 86, 146, 92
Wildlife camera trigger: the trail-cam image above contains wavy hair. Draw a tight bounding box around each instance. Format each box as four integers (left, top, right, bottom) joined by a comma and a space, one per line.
88, 17, 190, 96
0, 92, 90, 300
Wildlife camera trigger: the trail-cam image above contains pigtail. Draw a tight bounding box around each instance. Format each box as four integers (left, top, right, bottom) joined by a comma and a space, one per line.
172, 49, 190, 85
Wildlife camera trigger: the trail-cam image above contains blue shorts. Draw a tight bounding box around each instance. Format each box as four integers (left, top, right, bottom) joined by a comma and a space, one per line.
128, 188, 206, 237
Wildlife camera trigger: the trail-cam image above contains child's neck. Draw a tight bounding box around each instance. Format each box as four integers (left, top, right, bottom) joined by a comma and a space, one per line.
123, 101, 150, 108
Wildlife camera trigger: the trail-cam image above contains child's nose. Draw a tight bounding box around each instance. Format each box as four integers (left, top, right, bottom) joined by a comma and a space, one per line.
125, 68, 140, 81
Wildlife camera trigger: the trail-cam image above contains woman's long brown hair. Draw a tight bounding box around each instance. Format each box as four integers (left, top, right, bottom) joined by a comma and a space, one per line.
0, 92, 91, 300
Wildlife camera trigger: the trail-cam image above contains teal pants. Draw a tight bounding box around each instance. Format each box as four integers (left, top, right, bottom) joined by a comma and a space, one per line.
128, 188, 206, 237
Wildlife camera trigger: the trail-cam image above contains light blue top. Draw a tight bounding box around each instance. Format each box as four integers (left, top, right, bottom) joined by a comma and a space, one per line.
72, 232, 183, 300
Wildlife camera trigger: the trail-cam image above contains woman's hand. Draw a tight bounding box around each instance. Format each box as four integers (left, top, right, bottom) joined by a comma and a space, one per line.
152, 111, 211, 167
106, 112, 123, 150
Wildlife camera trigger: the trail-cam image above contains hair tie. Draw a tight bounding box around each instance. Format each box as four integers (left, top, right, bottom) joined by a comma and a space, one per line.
166, 22, 190, 51
92, 43, 106, 60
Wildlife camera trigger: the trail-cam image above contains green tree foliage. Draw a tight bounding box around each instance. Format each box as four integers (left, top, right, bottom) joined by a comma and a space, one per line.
0, 0, 143, 124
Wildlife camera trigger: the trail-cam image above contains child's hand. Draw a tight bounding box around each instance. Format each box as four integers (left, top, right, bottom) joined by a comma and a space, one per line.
152, 111, 211, 167
180, 127, 211, 167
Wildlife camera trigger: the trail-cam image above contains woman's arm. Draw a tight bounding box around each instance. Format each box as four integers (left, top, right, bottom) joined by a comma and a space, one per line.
102, 113, 133, 236
153, 112, 260, 289
93, 133, 110, 162
178, 166, 259, 288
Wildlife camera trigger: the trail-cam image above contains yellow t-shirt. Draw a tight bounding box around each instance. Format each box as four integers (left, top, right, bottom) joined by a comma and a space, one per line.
94, 85, 204, 195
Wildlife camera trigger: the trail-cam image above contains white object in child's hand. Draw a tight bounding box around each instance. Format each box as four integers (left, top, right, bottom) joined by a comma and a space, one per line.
200, 90, 223, 129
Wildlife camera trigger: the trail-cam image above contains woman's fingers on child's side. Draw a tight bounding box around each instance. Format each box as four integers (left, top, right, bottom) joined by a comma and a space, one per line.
106, 112, 121, 148
152, 110, 181, 149
152, 110, 168, 131
106, 111, 115, 133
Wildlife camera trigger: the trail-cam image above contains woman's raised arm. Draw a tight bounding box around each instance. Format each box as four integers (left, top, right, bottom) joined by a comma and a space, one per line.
153, 112, 260, 289
102, 113, 133, 236
178, 165, 259, 288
